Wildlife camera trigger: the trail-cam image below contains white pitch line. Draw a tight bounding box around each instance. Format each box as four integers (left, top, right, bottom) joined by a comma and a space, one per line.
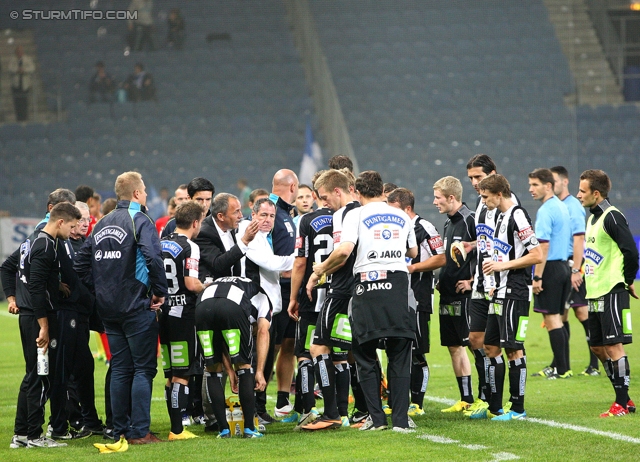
0, 310, 19, 318
526, 418, 640, 444
418, 434, 519, 460
425, 395, 640, 444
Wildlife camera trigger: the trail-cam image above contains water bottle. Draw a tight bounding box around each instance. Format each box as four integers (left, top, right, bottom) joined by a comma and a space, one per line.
482, 251, 496, 292
232, 407, 244, 436
37, 347, 49, 376
225, 406, 233, 435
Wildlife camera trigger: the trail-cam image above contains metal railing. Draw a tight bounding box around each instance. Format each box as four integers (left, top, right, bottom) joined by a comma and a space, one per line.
284, 0, 359, 173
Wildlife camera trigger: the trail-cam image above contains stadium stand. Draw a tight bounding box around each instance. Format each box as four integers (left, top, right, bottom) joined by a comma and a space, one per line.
0, 0, 638, 226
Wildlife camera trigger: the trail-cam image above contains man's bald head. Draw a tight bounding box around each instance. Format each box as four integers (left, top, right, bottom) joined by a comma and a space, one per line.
272, 169, 299, 205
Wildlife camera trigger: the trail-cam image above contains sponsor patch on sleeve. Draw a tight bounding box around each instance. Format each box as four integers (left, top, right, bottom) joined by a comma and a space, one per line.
333, 231, 341, 244
517, 226, 534, 242
428, 235, 444, 251
186, 257, 199, 272
295, 237, 303, 249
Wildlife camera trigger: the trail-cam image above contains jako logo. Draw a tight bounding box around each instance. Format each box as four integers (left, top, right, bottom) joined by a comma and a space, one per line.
367, 282, 392, 291
95, 250, 121, 261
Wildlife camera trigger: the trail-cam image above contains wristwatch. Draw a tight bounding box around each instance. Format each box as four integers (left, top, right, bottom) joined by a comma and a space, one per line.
571, 268, 580, 274
532, 275, 542, 282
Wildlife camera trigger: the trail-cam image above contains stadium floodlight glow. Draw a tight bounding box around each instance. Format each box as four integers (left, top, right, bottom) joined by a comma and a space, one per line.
631, 2, 640, 11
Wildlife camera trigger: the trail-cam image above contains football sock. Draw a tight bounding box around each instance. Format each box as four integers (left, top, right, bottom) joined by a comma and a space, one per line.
548, 327, 568, 375
169, 382, 189, 434
508, 357, 527, 414
164, 384, 172, 419
488, 355, 505, 414
612, 356, 630, 408
581, 320, 599, 369
293, 366, 303, 414
472, 349, 488, 401
237, 368, 256, 430
276, 391, 290, 409
206, 372, 228, 431
314, 354, 339, 419
191, 373, 204, 417
299, 359, 315, 414
335, 363, 351, 417
456, 375, 474, 404
410, 355, 429, 407
563, 321, 571, 371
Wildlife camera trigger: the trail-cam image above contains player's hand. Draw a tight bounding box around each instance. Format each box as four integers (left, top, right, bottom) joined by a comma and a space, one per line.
254, 371, 267, 391
482, 260, 503, 274
287, 300, 299, 321
36, 327, 49, 353
455, 279, 471, 293
59, 282, 71, 298
532, 280, 543, 295
229, 371, 239, 394
241, 220, 260, 245
629, 283, 638, 299
306, 274, 319, 301
462, 241, 477, 254
8, 297, 19, 315
570, 272, 583, 291
150, 295, 165, 310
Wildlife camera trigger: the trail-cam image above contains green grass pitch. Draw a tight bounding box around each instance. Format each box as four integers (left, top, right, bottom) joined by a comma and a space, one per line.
1, 290, 640, 461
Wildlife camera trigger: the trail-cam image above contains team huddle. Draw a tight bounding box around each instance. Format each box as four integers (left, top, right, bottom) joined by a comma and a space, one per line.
2, 153, 638, 450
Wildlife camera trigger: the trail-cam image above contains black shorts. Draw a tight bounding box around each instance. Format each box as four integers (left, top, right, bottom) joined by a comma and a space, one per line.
588, 290, 632, 346
439, 298, 470, 347
534, 260, 571, 315
159, 306, 198, 378
485, 299, 529, 350
195, 298, 253, 367
351, 271, 415, 344
469, 293, 491, 333
295, 312, 318, 359
569, 276, 588, 308
413, 311, 431, 354
313, 296, 352, 359
272, 311, 296, 344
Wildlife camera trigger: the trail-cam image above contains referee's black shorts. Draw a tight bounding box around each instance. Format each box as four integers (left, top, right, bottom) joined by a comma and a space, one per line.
533, 260, 571, 316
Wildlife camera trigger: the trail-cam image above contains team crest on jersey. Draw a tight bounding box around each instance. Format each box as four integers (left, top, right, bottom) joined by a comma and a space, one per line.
361, 270, 387, 282
19, 240, 30, 269
94, 225, 127, 245
162, 240, 183, 258
477, 236, 492, 253
492, 238, 512, 254
585, 248, 604, 265
363, 214, 405, 229
374, 228, 399, 240
310, 215, 333, 232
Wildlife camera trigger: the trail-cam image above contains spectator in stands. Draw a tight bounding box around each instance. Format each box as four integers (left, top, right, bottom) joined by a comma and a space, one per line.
128, 0, 155, 52
101, 198, 117, 217
167, 8, 185, 50
91, 193, 103, 220
237, 178, 252, 217
89, 61, 116, 103
155, 197, 177, 236
123, 63, 156, 102
8, 45, 35, 122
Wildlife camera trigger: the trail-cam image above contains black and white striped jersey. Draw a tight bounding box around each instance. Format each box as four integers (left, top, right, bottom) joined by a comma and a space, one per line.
198, 276, 272, 324
411, 215, 445, 312
491, 205, 539, 301
474, 193, 519, 293
161, 233, 201, 317
327, 201, 360, 299
295, 207, 333, 313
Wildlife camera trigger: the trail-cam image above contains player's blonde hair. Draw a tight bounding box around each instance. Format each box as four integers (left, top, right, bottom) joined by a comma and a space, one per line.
433, 176, 462, 202
115, 171, 143, 200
